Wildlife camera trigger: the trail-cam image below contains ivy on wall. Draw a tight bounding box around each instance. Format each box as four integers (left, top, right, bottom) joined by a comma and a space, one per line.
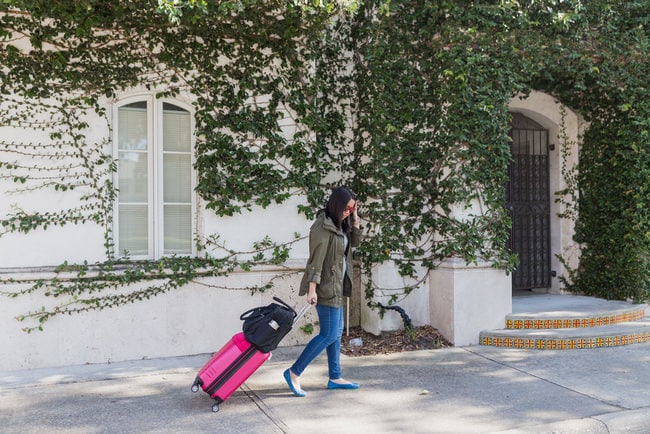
0, 0, 648, 330
531, 0, 650, 302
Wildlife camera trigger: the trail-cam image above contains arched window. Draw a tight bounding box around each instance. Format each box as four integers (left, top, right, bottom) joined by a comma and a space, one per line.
114, 96, 194, 258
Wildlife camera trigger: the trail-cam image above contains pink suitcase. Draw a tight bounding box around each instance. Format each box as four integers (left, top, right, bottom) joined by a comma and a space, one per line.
192, 302, 310, 412
191, 332, 271, 412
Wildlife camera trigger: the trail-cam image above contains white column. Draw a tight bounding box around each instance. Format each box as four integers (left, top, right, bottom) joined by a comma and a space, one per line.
429, 258, 511, 346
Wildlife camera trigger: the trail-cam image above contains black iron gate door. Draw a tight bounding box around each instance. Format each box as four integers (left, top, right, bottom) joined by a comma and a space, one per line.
507, 113, 551, 290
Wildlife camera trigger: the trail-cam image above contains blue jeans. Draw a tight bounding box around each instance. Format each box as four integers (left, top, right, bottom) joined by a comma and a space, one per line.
291, 304, 344, 380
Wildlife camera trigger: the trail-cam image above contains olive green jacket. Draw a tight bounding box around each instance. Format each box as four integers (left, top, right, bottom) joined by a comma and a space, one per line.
299, 211, 362, 308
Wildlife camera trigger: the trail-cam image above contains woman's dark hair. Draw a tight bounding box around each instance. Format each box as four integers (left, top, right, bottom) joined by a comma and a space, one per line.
325, 186, 357, 232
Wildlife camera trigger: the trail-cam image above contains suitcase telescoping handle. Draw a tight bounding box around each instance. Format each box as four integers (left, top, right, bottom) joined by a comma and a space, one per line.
293, 303, 312, 325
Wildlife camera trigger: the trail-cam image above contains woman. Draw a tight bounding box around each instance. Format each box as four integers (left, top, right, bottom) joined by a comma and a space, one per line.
283, 186, 362, 397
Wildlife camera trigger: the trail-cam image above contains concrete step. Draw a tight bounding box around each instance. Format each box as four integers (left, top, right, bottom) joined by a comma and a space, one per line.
480, 317, 650, 350
480, 294, 650, 350
505, 303, 645, 330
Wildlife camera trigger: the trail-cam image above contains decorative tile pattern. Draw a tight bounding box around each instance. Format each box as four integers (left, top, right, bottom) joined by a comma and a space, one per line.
505, 309, 645, 330
479, 330, 650, 350
481, 303, 650, 350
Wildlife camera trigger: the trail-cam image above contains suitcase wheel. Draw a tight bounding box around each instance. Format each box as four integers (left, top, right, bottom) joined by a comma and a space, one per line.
212, 402, 220, 413
191, 378, 202, 393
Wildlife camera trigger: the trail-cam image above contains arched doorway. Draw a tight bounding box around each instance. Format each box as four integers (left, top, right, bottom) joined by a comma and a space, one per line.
507, 112, 551, 291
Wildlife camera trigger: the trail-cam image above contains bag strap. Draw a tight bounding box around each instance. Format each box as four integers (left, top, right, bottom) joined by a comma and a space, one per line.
240, 297, 297, 321
272, 296, 297, 317
240, 306, 263, 321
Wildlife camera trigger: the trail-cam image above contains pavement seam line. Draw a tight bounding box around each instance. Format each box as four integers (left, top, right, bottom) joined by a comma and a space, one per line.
241, 383, 289, 433
462, 347, 629, 411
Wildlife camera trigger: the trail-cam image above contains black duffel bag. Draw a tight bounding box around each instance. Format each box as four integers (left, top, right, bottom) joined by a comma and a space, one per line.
240, 297, 297, 353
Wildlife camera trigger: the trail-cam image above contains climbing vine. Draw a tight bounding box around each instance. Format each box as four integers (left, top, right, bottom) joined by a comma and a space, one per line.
533, 0, 650, 301
1, 0, 648, 330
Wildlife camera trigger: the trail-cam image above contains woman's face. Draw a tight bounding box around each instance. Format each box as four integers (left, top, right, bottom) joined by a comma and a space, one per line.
342, 199, 356, 219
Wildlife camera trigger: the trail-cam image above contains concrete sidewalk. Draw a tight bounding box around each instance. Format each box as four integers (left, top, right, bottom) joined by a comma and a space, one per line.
2, 342, 650, 433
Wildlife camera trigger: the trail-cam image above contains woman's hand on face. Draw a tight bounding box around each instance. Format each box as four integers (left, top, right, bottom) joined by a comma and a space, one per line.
352, 202, 360, 228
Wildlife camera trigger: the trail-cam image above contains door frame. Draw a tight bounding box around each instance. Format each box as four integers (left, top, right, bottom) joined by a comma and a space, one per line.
508, 92, 583, 295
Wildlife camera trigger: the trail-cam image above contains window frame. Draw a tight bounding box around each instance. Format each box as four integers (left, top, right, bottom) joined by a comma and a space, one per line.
112, 94, 196, 260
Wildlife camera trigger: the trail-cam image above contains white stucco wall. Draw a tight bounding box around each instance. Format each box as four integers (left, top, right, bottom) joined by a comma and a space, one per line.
0, 172, 318, 370
360, 262, 431, 335
1, 89, 583, 370
0, 269, 319, 370
0, 91, 321, 370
